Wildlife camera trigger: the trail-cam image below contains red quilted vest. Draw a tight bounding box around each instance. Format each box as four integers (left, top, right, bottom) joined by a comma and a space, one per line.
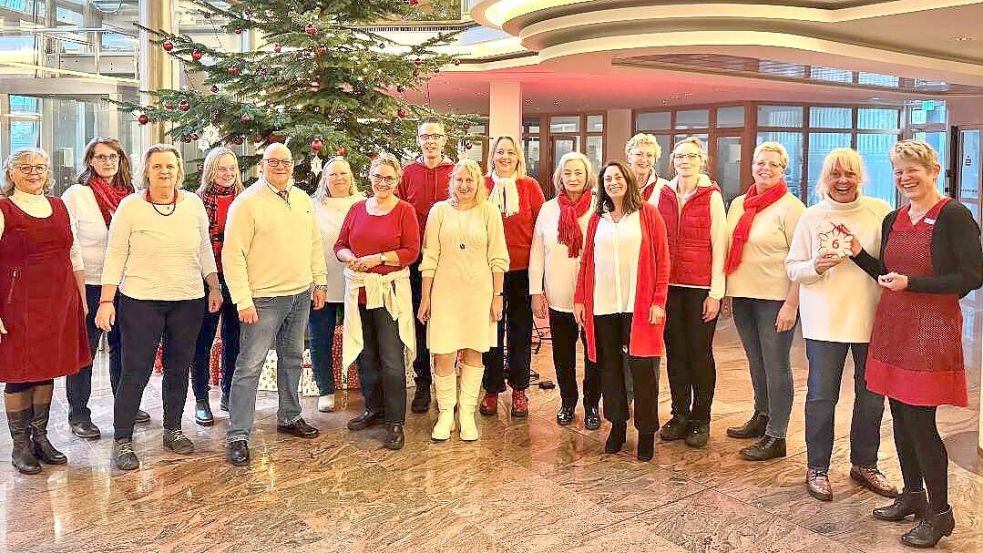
657, 182, 719, 287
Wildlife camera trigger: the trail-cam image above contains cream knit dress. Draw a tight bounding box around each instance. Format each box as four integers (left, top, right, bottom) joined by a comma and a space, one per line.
420, 200, 510, 354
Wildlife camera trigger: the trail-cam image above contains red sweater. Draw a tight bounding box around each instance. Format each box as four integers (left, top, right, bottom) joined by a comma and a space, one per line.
210, 194, 235, 274
333, 200, 421, 275
656, 183, 719, 287
398, 156, 454, 244
575, 203, 670, 361
484, 175, 545, 271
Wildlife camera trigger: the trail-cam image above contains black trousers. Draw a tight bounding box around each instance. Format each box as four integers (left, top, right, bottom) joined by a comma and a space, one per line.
664, 286, 718, 423
890, 398, 950, 513
550, 309, 600, 408
64, 284, 123, 423
408, 260, 431, 387
595, 313, 660, 433
483, 270, 533, 393
359, 305, 407, 425
190, 274, 240, 401
113, 295, 205, 440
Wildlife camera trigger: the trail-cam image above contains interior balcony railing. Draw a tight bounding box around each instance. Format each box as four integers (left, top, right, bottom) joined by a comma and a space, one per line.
0, 25, 138, 82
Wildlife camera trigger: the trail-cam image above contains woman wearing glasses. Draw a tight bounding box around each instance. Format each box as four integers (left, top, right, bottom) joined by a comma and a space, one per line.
1, 147, 90, 474
61, 138, 139, 439
724, 142, 805, 461
626, 133, 669, 202
336, 154, 420, 450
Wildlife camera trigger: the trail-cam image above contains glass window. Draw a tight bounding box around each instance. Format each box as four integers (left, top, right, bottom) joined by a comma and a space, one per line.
10, 95, 40, 114
523, 118, 540, 135
914, 131, 948, 193
857, 133, 899, 208
758, 105, 803, 127
858, 108, 899, 130
716, 106, 745, 128
858, 73, 899, 87
807, 133, 852, 203
757, 131, 803, 198
585, 135, 603, 175
675, 109, 709, 130
715, 136, 743, 207
586, 115, 604, 132
10, 121, 40, 151
811, 67, 854, 83
523, 137, 540, 183
809, 107, 852, 129
909, 100, 946, 125
654, 134, 672, 179
635, 111, 670, 131
549, 116, 579, 134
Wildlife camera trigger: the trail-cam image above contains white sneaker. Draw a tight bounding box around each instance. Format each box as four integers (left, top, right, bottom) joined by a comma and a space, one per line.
317, 394, 335, 412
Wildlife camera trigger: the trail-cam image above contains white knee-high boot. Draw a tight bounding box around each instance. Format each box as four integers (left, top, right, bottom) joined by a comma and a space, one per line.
458, 363, 484, 441
431, 371, 458, 441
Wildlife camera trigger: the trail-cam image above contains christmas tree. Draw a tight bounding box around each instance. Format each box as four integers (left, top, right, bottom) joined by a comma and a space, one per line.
113, 0, 479, 190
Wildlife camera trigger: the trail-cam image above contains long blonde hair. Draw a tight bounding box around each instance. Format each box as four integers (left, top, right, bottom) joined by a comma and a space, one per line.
449, 159, 488, 207
197, 147, 243, 195
313, 157, 359, 202
486, 135, 527, 179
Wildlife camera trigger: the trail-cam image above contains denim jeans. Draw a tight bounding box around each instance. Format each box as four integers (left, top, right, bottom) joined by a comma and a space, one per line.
732, 297, 796, 439
308, 302, 341, 396
227, 290, 311, 443
190, 274, 240, 401
65, 284, 122, 424
805, 340, 884, 470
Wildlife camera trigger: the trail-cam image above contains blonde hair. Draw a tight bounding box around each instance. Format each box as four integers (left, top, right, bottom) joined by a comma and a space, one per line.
672, 136, 709, 174
135, 143, 185, 191
2, 147, 53, 196
552, 152, 596, 196
369, 152, 403, 182
197, 147, 243, 195
889, 139, 939, 171
449, 159, 488, 206
625, 133, 662, 160
816, 148, 866, 199
753, 141, 790, 169
486, 135, 527, 179
314, 157, 359, 202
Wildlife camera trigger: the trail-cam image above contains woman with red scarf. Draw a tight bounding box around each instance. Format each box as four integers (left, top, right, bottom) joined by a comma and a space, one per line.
724, 142, 805, 462
529, 152, 599, 429
61, 137, 137, 439
574, 161, 670, 462
849, 140, 981, 549
189, 147, 243, 425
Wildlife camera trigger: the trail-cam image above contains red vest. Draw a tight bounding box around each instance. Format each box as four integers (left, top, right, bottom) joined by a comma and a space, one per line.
657, 183, 719, 287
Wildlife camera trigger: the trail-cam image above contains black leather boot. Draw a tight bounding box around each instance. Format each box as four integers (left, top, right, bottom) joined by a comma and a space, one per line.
411, 385, 431, 413
726, 412, 768, 439
7, 407, 41, 474
637, 432, 655, 461
384, 424, 405, 450
605, 422, 627, 453
900, 507, 955, 548
583, 404, 601, 431
873, 489, 929, 521
30, 401, 67, 465
739, 435, 786, 461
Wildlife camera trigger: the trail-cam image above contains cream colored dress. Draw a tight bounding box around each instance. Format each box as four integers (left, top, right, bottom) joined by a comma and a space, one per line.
420, 200, 509, 354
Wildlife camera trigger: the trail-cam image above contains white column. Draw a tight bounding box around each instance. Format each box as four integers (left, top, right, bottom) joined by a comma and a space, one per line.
605, 108, 633, 162
139, 0, 175, 145
488, 81, 522, 140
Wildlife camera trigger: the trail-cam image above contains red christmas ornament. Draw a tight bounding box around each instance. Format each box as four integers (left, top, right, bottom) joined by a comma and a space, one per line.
273, 43, 282, 53
163, 102, 174, 110
465, 142, 473, 150
182, 135, 193, 143
311, 139, 323, 152
305, 23, 317, 36
234, 27, 243, 35
396, 85, 406, 93
259, 68, 268, 76
453, 59, 461, 66
397, 108, 408, 119
336, 146, 346, 156
162, 40, 174, 52
317, 45, 327, 55
414, 57, 422, 66
233, 136, 244, 145
240, 113, 251, 124
191, 133, 200, 141
138, 114, 149, 125
407, 0, 419, 5
192, 49, 203, 61
178, 100, 190, 112
210, 85, 219, 93
229, 65, 240, 76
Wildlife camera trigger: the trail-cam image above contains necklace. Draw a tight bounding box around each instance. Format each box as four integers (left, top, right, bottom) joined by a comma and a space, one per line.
452, 204, 477, 250
146, 189, 177, 216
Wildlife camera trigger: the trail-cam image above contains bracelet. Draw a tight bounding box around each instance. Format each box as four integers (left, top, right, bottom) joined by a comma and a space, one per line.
98, 300, 114, 305
494, 292, 504, 297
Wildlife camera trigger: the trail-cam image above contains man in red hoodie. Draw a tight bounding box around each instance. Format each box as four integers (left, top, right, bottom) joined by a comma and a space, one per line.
397, 118, 455, 413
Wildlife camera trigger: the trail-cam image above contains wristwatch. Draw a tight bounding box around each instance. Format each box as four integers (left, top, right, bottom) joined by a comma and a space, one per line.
379, 252, 387, 265
314, 284, 328, 293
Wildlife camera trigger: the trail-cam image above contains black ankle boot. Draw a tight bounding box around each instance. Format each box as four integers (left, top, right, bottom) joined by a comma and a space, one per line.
7, 407, 41, 474
901, 507, 955, 548
637, 432, 655, 461
873, 489, 929, 521
605, 422, 627, 453
727, 412, 768, 439
739, 435, 786, 461
30, 401, 67, 465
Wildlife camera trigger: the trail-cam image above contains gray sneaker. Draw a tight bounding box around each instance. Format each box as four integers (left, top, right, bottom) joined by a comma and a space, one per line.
162, 429, 195, 454
114, 439, 139, 471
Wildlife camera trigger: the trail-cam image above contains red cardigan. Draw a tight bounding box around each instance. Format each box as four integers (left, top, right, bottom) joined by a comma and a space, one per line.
575, 202, 670, 361
484, 175, 544, 271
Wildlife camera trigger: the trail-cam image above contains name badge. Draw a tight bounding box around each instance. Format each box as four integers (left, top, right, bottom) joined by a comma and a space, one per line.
924, 218, 936, 225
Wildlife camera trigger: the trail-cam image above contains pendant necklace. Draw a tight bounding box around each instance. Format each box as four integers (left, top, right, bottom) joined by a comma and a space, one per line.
455, 204, 476, 250
146, 189, 177, 216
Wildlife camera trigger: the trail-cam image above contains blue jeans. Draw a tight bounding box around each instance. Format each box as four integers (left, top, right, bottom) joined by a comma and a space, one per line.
805, 340, 884, 470
227, 290, 311, 443
732, 297, 796, 439
308, 302, 341, 396
190, 274, 240, 401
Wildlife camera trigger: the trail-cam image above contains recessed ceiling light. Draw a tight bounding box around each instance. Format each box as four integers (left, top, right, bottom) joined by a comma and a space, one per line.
953, 36, 975, 41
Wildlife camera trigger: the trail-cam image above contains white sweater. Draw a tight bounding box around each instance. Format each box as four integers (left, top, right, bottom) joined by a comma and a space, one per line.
528, 196, 593, 313
786, 194, 892, 343
313, 194, 364, 304
0, 189, 84, 272
725, 193, 805, 300
102, 191, 217, 301
62, 184, 113, 285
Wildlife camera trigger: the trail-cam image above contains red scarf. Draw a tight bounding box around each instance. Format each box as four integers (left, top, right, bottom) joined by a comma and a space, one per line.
198, 183, 235, 232
725, 180, 788, 274
89, 175, 132, 227
556, 190, 591, 258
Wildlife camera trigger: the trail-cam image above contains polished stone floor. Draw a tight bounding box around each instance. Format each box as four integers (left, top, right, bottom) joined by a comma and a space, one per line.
0, 300, 980, 553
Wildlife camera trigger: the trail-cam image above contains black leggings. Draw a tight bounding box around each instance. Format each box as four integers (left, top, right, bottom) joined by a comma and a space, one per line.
890, 398, 949, 513
5, 380, 54, 393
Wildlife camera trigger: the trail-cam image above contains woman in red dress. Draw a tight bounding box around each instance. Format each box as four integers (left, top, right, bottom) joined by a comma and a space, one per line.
849, 140, 982, 549
0, 148, 90, 474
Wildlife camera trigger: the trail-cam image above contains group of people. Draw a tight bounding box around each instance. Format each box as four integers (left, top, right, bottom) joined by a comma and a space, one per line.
0, 118, 980, 549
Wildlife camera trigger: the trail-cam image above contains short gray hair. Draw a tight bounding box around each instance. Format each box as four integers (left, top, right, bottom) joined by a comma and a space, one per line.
2, 148, 53, 196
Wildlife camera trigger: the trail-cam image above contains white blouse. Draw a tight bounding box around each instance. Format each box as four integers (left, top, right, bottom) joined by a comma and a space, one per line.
313, 194, 363, 303
0, 189, 84, 272
592, 211, 642, 315
62, 184, 113, 285
528, 197, 593, 313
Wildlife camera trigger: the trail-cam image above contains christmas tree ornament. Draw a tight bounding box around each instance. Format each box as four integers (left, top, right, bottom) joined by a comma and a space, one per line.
138, 114, 149, 125
273, 43, 282, 53
259, 68, 268, 76
240, 113, 252, 123
305, 23, 317, 36
162, 40, 174, 52
182, 135, 193, 143
163, 102, 174, 110
229, 65, 240, 76
337, 146, 345, 156
191, 133, 200, 141
178, 100, 190, 111
407, 0, 419, 5
233, 135, 244, 145
819, 224, 854, 257
210, 84, 219, 93
414, 57, 422, 66
453, 59, 461, 66
397, 108, 408, 118
465, 142, 473, 150
311, 139, 323, 152
310, 156, 323, 176
396, 84, 406, 93
192, 49, 203, 61
317, 45, 327, 55
202, 125, 221, 145
234, 27, 243, 35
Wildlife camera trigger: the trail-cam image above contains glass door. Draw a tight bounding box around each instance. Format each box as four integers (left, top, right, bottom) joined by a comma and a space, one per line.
956, 128, 981, 222
714, 135, 743, 207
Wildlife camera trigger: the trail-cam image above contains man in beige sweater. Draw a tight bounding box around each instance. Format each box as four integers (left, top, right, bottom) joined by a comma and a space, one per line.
223, 143, 328, 466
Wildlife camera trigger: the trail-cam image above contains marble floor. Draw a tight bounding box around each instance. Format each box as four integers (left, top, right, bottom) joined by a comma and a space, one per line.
0, 304, 980, 553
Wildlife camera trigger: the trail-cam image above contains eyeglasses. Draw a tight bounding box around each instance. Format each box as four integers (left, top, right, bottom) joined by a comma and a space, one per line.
16, 164, 48, 175
93, 154, 120, 164
418, 133, 445, 142
753, 160, 785, 170
265, 159, 293, 168
370, 174, 398, 185
673, 153, 701, 161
